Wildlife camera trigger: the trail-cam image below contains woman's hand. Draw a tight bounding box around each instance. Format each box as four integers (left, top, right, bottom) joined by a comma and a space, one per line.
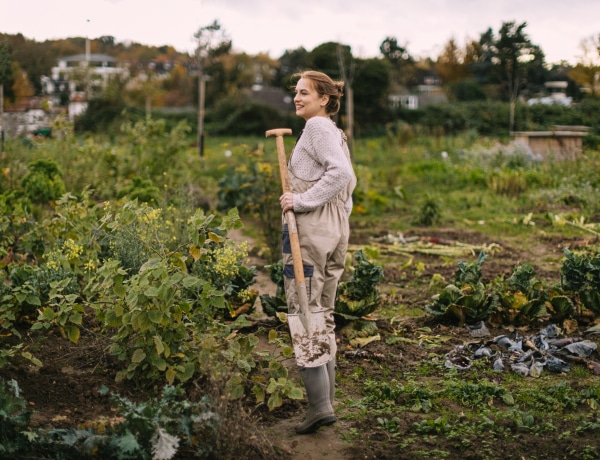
280, 192, 295, 213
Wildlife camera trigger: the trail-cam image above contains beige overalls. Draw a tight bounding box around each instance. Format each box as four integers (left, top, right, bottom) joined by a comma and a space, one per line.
282, 134, 356, 368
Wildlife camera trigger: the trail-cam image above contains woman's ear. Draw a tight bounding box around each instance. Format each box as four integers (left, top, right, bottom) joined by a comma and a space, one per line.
321, 95, 330, 107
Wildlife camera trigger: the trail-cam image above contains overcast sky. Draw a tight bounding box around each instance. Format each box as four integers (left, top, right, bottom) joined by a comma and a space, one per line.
1, 0, 598, 64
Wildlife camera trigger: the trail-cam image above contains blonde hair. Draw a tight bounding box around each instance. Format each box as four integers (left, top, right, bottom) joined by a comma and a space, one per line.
291, 70, 344, 115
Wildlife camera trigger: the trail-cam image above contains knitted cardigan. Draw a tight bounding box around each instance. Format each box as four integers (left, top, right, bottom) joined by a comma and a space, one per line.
290, 116, 354, 216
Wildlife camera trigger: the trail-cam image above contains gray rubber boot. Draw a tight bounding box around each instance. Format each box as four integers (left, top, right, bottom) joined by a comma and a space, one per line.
326, 357, 336, 403
295, 364, 336, 434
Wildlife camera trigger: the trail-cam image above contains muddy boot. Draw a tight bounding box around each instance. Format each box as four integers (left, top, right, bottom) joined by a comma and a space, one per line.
326, 357, 336, 403
295, 364, 336, 434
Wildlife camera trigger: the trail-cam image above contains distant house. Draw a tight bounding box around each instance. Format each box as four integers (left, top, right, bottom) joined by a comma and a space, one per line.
388, 77, 447, 110
2, 96, 62, 137
527, 81, 572, 107
41, 53, 128, 121
245, 85, 294, 112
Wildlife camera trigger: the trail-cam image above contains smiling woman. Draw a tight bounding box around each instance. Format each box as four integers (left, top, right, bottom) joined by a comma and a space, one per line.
278, 70, 357, 435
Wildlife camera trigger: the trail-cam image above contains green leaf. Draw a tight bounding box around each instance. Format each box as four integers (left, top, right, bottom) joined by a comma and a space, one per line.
502, 392, 515, 405
103, 309, 121, 328
131, 348, 147, 363
40, 307, 56, 321
149, 354, 167, 371
276, 312, 288, 323
208, 231, 221, 243
237, 358, 253, 373
65, 325, 80, 344
281, 346, 294, 359
179, 362, 196, 382
69, 312, 83, 325
252, 384, 265, 403
117, 432, 140, 454
288, 386, 304, 400
145, 287, 160, 297
115, 369, 129, 383
182, 275, 203, 288
114, 282, 126, 297
165, 367, 176, 385
153, 335, 165, 355
269, 361, 288, 380
267, 392, 283, 411
65, 294, 79, 303
268, 329, 278, 341
21, 352, 42, 367
136, 312, 154, 332
225, 374, 245, 399
267, 378, 278, 393
26, 295, 42, 306
148, 311, 163, 324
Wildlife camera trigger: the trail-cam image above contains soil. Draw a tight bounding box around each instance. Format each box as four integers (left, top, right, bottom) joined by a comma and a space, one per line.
2, 226, 600, 459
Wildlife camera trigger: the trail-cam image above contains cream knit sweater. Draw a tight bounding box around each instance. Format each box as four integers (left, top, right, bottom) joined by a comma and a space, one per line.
290, 116, 354, 216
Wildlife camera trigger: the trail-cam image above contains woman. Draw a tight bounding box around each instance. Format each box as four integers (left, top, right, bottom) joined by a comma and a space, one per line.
280, 70, 356, 434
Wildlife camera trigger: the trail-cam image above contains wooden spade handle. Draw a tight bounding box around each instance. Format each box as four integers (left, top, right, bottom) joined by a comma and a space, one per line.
265, 128, 309, 298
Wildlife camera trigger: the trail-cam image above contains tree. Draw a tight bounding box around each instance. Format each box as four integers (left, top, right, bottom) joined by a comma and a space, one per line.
436, 37, 468, 84
568, 34, 600, 97
496, 21, 542, 132
380, 36, 416, 87
468, 22, 545, 132
467, 28, 497, 86
0, 40, 11, 152
275, 47, 309, 89
193, 20, 231, 156
308, 42, 346, 79
12, 61, 35, 99
351, 58, 391, 134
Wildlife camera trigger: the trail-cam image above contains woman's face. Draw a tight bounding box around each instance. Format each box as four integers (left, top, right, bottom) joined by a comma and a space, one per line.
294, 77, 329, 120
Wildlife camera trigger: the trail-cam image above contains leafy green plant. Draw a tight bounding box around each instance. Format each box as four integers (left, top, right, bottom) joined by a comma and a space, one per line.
260, 250, 385, 323
415, 195, 441, 226
362, 378, 405, 406
32, 278, 84, 343
258, 260, 287, 318
487, 168, 528, 197
335, 250, 385, 321
20, 159, 66, 205
117, 176, 160, 204
377, 416, 402, 434
425, 252, 494, 326
413, 416, 452, 434
189, 237, 258, 319
217, 149, 282, 263
445, 381, 505, 408
67, 384, 222, 459
0, 379, 33, 457
560, 248, 600, 314
489, 263, 572, 325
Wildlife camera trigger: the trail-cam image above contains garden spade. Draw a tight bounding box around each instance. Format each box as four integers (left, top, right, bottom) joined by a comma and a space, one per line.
265, 128, 311, 334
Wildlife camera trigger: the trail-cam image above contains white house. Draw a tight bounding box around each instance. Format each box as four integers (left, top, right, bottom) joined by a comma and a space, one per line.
41, 53, 128, 121
527, 81, 572, 107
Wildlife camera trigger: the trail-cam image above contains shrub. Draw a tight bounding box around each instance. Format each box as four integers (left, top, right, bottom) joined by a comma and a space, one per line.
20, 159, 66, 205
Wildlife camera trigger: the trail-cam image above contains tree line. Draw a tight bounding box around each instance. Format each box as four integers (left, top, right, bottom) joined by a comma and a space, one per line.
0, 20, 599, 138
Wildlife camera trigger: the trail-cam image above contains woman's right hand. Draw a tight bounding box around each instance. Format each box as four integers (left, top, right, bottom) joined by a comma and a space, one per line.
280, 192, 295, 213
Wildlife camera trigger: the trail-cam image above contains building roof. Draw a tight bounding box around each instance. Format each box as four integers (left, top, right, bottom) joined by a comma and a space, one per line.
60, 53, 118, 63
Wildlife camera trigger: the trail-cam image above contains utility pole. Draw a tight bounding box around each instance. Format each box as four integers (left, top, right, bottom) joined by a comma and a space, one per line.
0, 84, 4, 154
197, 48, 205, 157
193, 20, 231, 158
337, 44, 355, 152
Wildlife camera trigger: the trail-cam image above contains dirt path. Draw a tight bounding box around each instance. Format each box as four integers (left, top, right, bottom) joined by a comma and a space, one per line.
230, 228, 352, 459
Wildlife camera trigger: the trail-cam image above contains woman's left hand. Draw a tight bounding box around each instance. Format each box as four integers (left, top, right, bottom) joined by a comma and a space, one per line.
280, 192, 295, 213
